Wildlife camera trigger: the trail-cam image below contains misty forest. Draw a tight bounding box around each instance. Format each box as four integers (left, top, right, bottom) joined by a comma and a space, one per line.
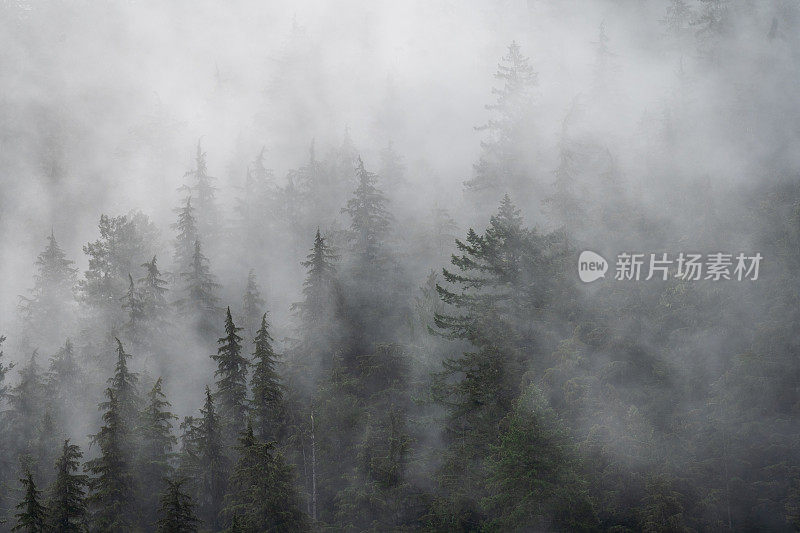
2, 0, 800, 531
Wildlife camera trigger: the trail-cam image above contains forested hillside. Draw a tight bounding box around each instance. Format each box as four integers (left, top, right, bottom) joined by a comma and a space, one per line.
2, 1, 800, 531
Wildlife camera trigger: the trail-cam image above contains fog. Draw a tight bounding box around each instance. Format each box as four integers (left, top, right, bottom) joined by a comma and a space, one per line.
1, 1, 800, 531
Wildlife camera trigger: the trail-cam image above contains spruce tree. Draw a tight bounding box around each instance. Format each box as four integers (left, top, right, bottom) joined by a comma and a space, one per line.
194, 386, 227, 530
8, 353, 45, 456
183, 140, 219, 242
121, 273, 145, 345
12, 468, 47, 533
18, 232, 77, 347
80, 212, 159, 324
240, 270, 265, 341
156, 477, 199, 533
221, 421, 306, 531
250, 314, 283, 442
136, 377, 177, 526
107, 338, 140, 430
138, 255, 169, 339
84, 339, 139, 530
342, 156, 392, 272
85, 390, 135, 531
293, 229, 337, 327
172, 196, 198, 276
178, 240, 220, 335
46, 440, 87, 533
464, 41, 536, 195
212, 307, 249, 439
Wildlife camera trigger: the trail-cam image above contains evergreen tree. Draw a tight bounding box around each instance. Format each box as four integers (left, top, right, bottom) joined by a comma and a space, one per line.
8, 353, 46, 457
84, 340, 139, 530
18, 232, 78, 347
464, 41, 537, 196
80, 212, 159, 324
250, 314, 283, 442
172, 196, 198, 276
121, 273, 145, 345
240, 270, 265, 341
183, 140, 220, 242
342, 156, 392, 272
0, 335, 13, 516
212, 307, 249, 439
156, 477, 199, 533
293, 229, 337, 326
193, 386, 227, 530
85, 390, 135, 531
46, 440, 87, 533
107, 338, 140, 430
177, 240, 220, 336
138, 255, 169, 338
482, 386, 597, 531
136, 377, 177, 526
221, 421, 307, 531
12, 468, 47, 533
431, 196, 574, 524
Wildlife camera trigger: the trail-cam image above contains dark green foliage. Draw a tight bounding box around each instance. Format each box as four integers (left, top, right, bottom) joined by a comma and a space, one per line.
250, 314, 283, 442
46, 440, 87, 533
172, 196, 199, 275
482, 386, 598, 531
212, 307, 249, 439
221, 422, 307, 532
342, 156, 392, 272
181, 387, 228, 530
84, 340, 139, 531
156, 477, 199, 533
12, 468, 47, 533
136, 377, 177, 526
177, 240, 220, 335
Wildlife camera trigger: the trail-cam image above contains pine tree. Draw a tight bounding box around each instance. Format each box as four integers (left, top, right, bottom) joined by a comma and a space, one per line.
482, 386, 597, 531
178, 240, 220, 336
80, 212, 159, 323
240, 270, 265, 341
18, 232, 77, 346
85, 391, 135, 531
107, 338, 140, 430
172, 196, 198, 276
0, 335, 13, 516
342, 156, 392, 272
46, 440, 87, 533
156, 477, 199, 533
212, 308, 249, 439
465, 41, 537, 195
138, 255, 169, 338
293, 229, 337, 326
136, 377, 177, 526
12, 468, 47, 533
84, 340, 139, 530
250, 314, 283, 442
431, 195, 532, 518
221, 422, 307, 531
121, 273, 145, 345
193, 386, 227, 530
183, 140, 219, 242
8, 353, 46, 455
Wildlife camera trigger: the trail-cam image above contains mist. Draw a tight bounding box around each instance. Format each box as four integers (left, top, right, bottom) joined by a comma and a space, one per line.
1, 0, 800, 531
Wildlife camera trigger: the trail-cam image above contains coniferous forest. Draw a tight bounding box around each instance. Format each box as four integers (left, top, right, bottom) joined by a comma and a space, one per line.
2, 1, 800, 531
